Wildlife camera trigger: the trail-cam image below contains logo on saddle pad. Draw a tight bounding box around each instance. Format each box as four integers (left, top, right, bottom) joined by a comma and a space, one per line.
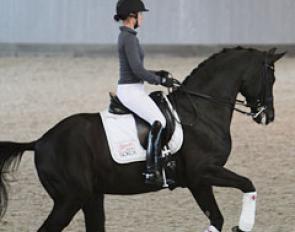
116, 140, 137, 157
100, 92, 183, 164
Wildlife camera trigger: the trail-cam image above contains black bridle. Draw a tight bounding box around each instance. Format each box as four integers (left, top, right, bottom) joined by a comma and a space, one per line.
235, 61, 274, 117
168, 61, 274, 127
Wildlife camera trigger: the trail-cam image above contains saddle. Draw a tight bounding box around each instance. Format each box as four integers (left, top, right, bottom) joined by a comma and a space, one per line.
108, 91, 176, 150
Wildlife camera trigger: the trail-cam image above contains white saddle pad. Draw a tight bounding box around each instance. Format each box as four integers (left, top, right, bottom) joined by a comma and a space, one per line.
100, 97, 183, 164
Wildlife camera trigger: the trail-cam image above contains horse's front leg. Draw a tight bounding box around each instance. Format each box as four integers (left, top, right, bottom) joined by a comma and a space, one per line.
201, 165, 257, 232
189, 185, 224, 232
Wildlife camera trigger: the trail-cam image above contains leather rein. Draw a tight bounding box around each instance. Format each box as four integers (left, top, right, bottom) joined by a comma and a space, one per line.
167, 62, 273, 127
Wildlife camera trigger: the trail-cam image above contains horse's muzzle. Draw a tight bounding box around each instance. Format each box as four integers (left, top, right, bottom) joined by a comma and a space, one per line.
252, 107, 275, 125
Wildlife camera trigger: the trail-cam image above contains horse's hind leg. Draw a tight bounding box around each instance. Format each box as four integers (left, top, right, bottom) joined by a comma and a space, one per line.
201, 165, 257, 232
37, 199, 82, 232
189, 185, 224, 232
82, 194, 105, 232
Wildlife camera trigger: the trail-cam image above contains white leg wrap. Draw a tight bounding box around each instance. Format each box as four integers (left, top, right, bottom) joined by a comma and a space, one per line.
204, 225, 220, 232
239, 191, 257, 232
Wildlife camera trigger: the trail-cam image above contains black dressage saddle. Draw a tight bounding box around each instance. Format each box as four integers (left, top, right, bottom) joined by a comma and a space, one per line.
108, 91, 176, 149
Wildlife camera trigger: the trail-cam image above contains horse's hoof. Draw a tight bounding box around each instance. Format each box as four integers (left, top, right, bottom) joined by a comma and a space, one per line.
232, 226, 245, 232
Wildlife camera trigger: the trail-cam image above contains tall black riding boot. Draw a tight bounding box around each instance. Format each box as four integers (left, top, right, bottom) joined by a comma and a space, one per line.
144, 121, 164, 185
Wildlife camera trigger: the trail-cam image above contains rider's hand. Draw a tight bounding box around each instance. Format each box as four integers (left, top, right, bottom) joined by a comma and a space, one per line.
155, 70, 175, 87
155, 70, 180, 88
155, 70, 171, 79
160, 76, 175, 88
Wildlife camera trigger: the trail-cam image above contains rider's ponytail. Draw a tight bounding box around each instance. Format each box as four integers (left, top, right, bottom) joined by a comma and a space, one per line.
113, 14, 120, 22
113, 14, 129, 22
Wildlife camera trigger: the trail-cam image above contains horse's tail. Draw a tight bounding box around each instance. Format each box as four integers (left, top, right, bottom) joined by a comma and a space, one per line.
0, 141, 36, 218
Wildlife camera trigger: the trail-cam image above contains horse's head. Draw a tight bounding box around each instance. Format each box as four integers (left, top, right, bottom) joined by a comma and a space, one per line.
240, 48, 286, 125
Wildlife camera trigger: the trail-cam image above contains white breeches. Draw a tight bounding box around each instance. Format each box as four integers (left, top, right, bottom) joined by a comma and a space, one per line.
117, 83, 166, 128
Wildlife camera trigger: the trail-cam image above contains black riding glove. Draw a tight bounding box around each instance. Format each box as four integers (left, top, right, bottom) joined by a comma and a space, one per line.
155, 70, 175, 87
154, 70, 171, 79
160, 76, 175, 88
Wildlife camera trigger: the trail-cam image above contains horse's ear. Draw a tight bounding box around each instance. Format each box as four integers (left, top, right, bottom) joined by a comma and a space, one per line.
268, 47, 277, 55
272, 51, 287, 63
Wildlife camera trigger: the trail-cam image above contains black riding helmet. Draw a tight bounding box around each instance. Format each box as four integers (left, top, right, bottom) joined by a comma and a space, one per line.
114, 0, 149, 22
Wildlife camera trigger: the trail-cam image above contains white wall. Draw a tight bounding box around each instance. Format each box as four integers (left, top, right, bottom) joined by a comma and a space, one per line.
0, 0, 294, 44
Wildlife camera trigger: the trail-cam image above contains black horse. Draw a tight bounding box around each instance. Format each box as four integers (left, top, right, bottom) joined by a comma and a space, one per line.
0, 47, 285, 232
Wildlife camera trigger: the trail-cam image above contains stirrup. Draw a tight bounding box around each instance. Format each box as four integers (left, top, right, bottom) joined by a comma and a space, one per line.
143, 170, 163, 185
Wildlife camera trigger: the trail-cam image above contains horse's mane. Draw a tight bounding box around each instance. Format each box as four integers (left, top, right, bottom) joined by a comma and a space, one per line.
183, 46, 261, 84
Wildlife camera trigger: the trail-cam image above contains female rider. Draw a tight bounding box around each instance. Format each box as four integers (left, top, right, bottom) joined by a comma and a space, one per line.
114, 0, 175, 185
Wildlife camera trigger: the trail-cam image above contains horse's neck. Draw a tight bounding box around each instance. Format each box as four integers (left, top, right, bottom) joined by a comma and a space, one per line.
171, 63, 245, 132
186, 66, 243, 102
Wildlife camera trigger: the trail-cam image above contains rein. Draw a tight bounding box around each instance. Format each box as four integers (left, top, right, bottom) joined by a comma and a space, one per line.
168, 62, 273, 127
168, 85, 251, 127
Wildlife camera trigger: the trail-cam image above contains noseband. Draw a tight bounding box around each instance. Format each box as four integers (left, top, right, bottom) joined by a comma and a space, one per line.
235, 62, 274, 118
169, 61, 274, 127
